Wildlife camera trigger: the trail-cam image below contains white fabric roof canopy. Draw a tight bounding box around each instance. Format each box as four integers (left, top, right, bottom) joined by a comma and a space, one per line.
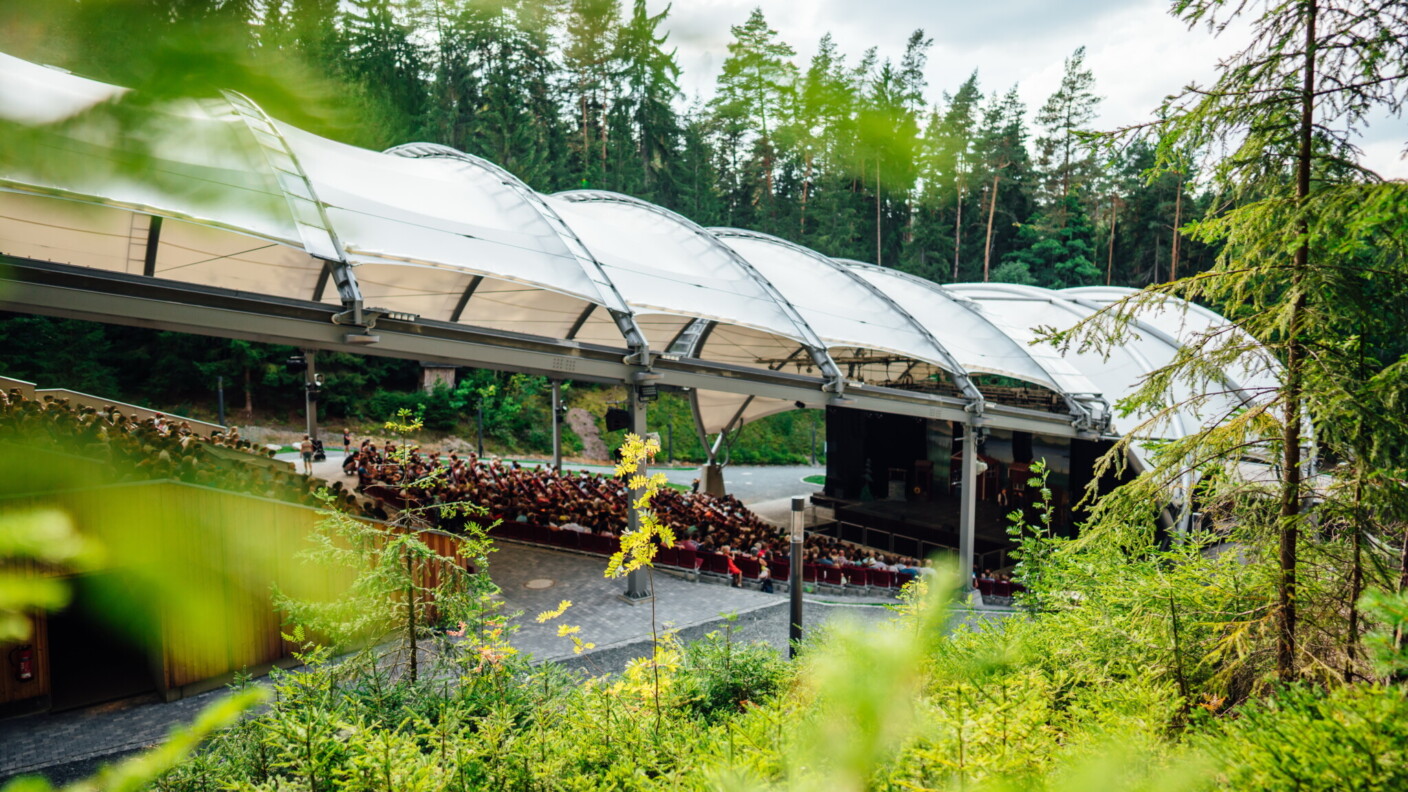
0, 51, 1274, 448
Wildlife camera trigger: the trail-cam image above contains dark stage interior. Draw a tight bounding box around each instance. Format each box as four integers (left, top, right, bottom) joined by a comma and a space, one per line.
817, 406, 1127, 570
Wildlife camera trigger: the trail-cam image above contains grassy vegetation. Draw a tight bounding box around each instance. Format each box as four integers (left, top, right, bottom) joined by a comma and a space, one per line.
126, 534, 1408, 792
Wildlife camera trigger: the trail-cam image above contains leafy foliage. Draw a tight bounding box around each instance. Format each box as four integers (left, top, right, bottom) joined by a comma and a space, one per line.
605, 432, 670, 578
274, 410, 498, 682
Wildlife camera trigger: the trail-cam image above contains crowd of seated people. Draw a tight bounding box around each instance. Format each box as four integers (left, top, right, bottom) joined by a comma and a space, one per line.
347, 441, 930, 589
975, 569, 1027, 600
0, 388, 359, 511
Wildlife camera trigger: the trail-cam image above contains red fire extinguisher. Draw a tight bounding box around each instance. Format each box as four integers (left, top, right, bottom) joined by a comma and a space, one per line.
10, 645, 34, 682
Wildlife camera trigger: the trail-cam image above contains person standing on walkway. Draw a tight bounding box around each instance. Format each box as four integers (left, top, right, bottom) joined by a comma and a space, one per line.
300, 434, 314, 475
342, 428, 351, 456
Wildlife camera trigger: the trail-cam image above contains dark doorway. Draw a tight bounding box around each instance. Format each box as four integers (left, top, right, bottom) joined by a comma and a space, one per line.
46, 574, 157, 711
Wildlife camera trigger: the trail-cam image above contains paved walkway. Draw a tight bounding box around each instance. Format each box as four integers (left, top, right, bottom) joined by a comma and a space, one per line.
490, 541, 780, 663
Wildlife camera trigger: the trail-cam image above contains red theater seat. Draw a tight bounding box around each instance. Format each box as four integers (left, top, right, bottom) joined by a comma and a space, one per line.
737, 557, 762, 579
705, 552, 730, 576
843, 566, 870, 587
769, 559, 790, 581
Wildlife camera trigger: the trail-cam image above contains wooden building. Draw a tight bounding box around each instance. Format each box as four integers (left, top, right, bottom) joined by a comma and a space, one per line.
1, 479, 464, 716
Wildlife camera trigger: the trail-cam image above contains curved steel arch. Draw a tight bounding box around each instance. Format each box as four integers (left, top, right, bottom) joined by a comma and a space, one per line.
711, 227, 987, 414
382, 143, 650, 363
553, 189, 845, 393
839, 261, 1108, 429
221, 91, 369, 328
836, 258, 1065, 388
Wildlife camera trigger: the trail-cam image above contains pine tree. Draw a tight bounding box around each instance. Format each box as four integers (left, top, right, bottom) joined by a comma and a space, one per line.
710, 9, 797, 224
1002, 191, 1100, 288
929, 71, 981, 279
673, 107, 724, 226
341, 0, 429, 146
973, 86, 1037, 281
1034, 46, 1100, 227
563, 0, 621, 188
1064, 0, 1408, 684
778, 34, 850, 240
611, 0, 682, 203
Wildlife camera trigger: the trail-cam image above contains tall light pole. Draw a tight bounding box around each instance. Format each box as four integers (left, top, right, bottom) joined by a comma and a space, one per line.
303, 349, 318, 442
476, 404, 484, 456
550, 379, 563, 472
789, 496, 805, 658
216, 375, 226, 427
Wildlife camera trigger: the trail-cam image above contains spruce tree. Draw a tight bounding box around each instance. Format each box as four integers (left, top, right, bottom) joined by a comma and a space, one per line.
1062, 0, 1408, 684
710, 9, 797, 225
1034, 46, 1101, 227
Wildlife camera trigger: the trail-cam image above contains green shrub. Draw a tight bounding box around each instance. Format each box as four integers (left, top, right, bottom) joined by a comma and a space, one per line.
677, 620, 788, 717
1204, 684, 1408, 791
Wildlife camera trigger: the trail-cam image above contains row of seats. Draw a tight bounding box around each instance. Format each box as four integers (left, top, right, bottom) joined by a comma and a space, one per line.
488, 521, 915, 591
977, 578, 1027, 598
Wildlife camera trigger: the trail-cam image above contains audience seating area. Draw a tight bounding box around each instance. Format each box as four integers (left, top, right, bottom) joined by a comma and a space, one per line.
486, 518, 918, 593
0, 384, 370, 513
347, 444, 930, 593
2, 376, 983, 598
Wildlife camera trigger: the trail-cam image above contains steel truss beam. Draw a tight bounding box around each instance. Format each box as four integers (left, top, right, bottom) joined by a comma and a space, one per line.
0, 256, 1086, 439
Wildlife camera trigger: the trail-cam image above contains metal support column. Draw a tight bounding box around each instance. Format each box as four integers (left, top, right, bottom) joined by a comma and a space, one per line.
304, 349, 318, 442
550, 380, 563, 472
622, 384, 652, 601
476, 405, 484, 456
789, 496, 805, 658
959, 422, 978, 595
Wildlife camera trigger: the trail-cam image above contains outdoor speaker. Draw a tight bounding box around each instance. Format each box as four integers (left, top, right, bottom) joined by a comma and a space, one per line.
605, 407, 631, 432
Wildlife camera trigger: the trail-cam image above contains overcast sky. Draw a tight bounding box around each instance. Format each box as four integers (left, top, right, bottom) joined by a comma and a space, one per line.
651, 0, 1406, 179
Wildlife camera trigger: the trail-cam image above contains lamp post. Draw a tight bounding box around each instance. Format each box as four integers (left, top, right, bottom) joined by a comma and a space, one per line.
550, 380, 562, 472
303, 350, 318, 442
789, 496, 805, 658
216, 375, 226, 427
476, 404, 484, 456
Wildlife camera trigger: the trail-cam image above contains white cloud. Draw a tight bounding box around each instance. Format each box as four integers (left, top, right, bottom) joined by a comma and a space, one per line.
653, 0, 1406, 178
